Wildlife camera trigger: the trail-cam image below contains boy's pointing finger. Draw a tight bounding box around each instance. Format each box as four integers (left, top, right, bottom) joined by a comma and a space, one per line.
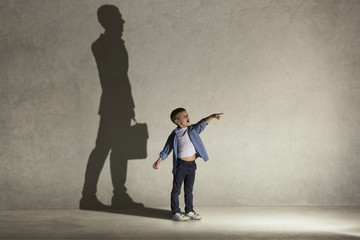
214, 113, 223, 119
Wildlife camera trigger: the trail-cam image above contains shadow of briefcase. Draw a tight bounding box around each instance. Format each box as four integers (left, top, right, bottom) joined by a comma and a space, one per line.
125, 119, 148, 159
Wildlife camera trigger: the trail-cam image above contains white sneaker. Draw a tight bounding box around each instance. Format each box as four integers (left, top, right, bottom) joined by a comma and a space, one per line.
186, 211, 202, 220
172, 212, 190, 221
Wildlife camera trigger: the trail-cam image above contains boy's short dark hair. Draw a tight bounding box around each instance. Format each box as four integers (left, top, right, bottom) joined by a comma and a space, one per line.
170, 108, 186, 123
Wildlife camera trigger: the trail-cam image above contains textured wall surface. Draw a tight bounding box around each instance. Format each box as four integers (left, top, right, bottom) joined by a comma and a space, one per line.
1, 0, 360, 209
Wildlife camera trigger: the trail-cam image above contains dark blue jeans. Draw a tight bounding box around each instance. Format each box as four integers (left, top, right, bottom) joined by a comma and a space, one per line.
171, 159, 197, 214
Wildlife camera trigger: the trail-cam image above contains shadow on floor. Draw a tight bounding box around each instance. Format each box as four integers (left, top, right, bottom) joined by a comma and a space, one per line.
82, 206, 171, 220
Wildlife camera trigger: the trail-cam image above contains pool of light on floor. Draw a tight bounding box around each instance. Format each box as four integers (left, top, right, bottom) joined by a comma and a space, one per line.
203, 211, 360, 237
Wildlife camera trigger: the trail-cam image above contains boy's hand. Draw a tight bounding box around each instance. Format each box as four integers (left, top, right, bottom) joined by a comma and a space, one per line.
204, 113, 223, 124
212, 113, 223, 120
153, 158, 162, 170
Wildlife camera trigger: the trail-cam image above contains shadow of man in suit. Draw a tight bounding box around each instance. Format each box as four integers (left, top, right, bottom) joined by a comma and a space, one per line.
80, 5, 143, 210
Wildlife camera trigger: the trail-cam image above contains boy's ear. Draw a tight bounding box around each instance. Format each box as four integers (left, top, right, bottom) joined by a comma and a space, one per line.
174, 119, 180, 125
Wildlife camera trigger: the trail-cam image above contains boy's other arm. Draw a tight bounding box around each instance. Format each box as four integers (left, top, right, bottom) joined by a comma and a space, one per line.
204, 113, 223, 124
153, 133, 174, 170
153, 157, 162, 169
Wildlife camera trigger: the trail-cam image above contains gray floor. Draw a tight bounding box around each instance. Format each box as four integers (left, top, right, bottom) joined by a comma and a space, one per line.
1, 206, 360, 239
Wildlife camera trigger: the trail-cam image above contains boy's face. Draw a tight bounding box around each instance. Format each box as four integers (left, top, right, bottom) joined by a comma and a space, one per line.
174, 111, 190, 128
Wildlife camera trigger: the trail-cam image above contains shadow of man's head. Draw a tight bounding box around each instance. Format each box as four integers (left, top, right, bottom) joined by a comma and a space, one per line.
97, 5, 125, 33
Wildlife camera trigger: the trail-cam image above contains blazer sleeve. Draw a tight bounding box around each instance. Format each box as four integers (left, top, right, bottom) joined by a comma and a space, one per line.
159, 132, 174, 160
192, 119, 208, 134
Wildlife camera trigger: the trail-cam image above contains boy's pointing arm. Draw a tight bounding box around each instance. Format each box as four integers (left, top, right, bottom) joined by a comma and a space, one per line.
204, 113, 223, 124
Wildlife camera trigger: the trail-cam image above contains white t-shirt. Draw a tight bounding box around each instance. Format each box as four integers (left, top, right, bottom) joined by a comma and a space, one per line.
176, 127, 196, 158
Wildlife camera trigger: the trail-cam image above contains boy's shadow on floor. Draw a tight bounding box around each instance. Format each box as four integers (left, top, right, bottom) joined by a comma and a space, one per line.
84, 206, 171, 220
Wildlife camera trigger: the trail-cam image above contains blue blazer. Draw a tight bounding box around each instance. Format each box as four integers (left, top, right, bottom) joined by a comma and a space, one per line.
160, 119, 209, 174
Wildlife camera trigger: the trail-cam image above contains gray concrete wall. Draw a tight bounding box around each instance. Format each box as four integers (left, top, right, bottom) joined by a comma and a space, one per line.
1, 0, 360, 209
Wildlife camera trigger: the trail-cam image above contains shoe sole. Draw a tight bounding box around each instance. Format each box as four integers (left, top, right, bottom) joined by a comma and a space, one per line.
172, 217, 191, 221
187, 214, 202, 220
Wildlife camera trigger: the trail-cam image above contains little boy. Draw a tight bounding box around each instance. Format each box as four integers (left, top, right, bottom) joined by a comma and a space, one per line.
153, 108, 223, 221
